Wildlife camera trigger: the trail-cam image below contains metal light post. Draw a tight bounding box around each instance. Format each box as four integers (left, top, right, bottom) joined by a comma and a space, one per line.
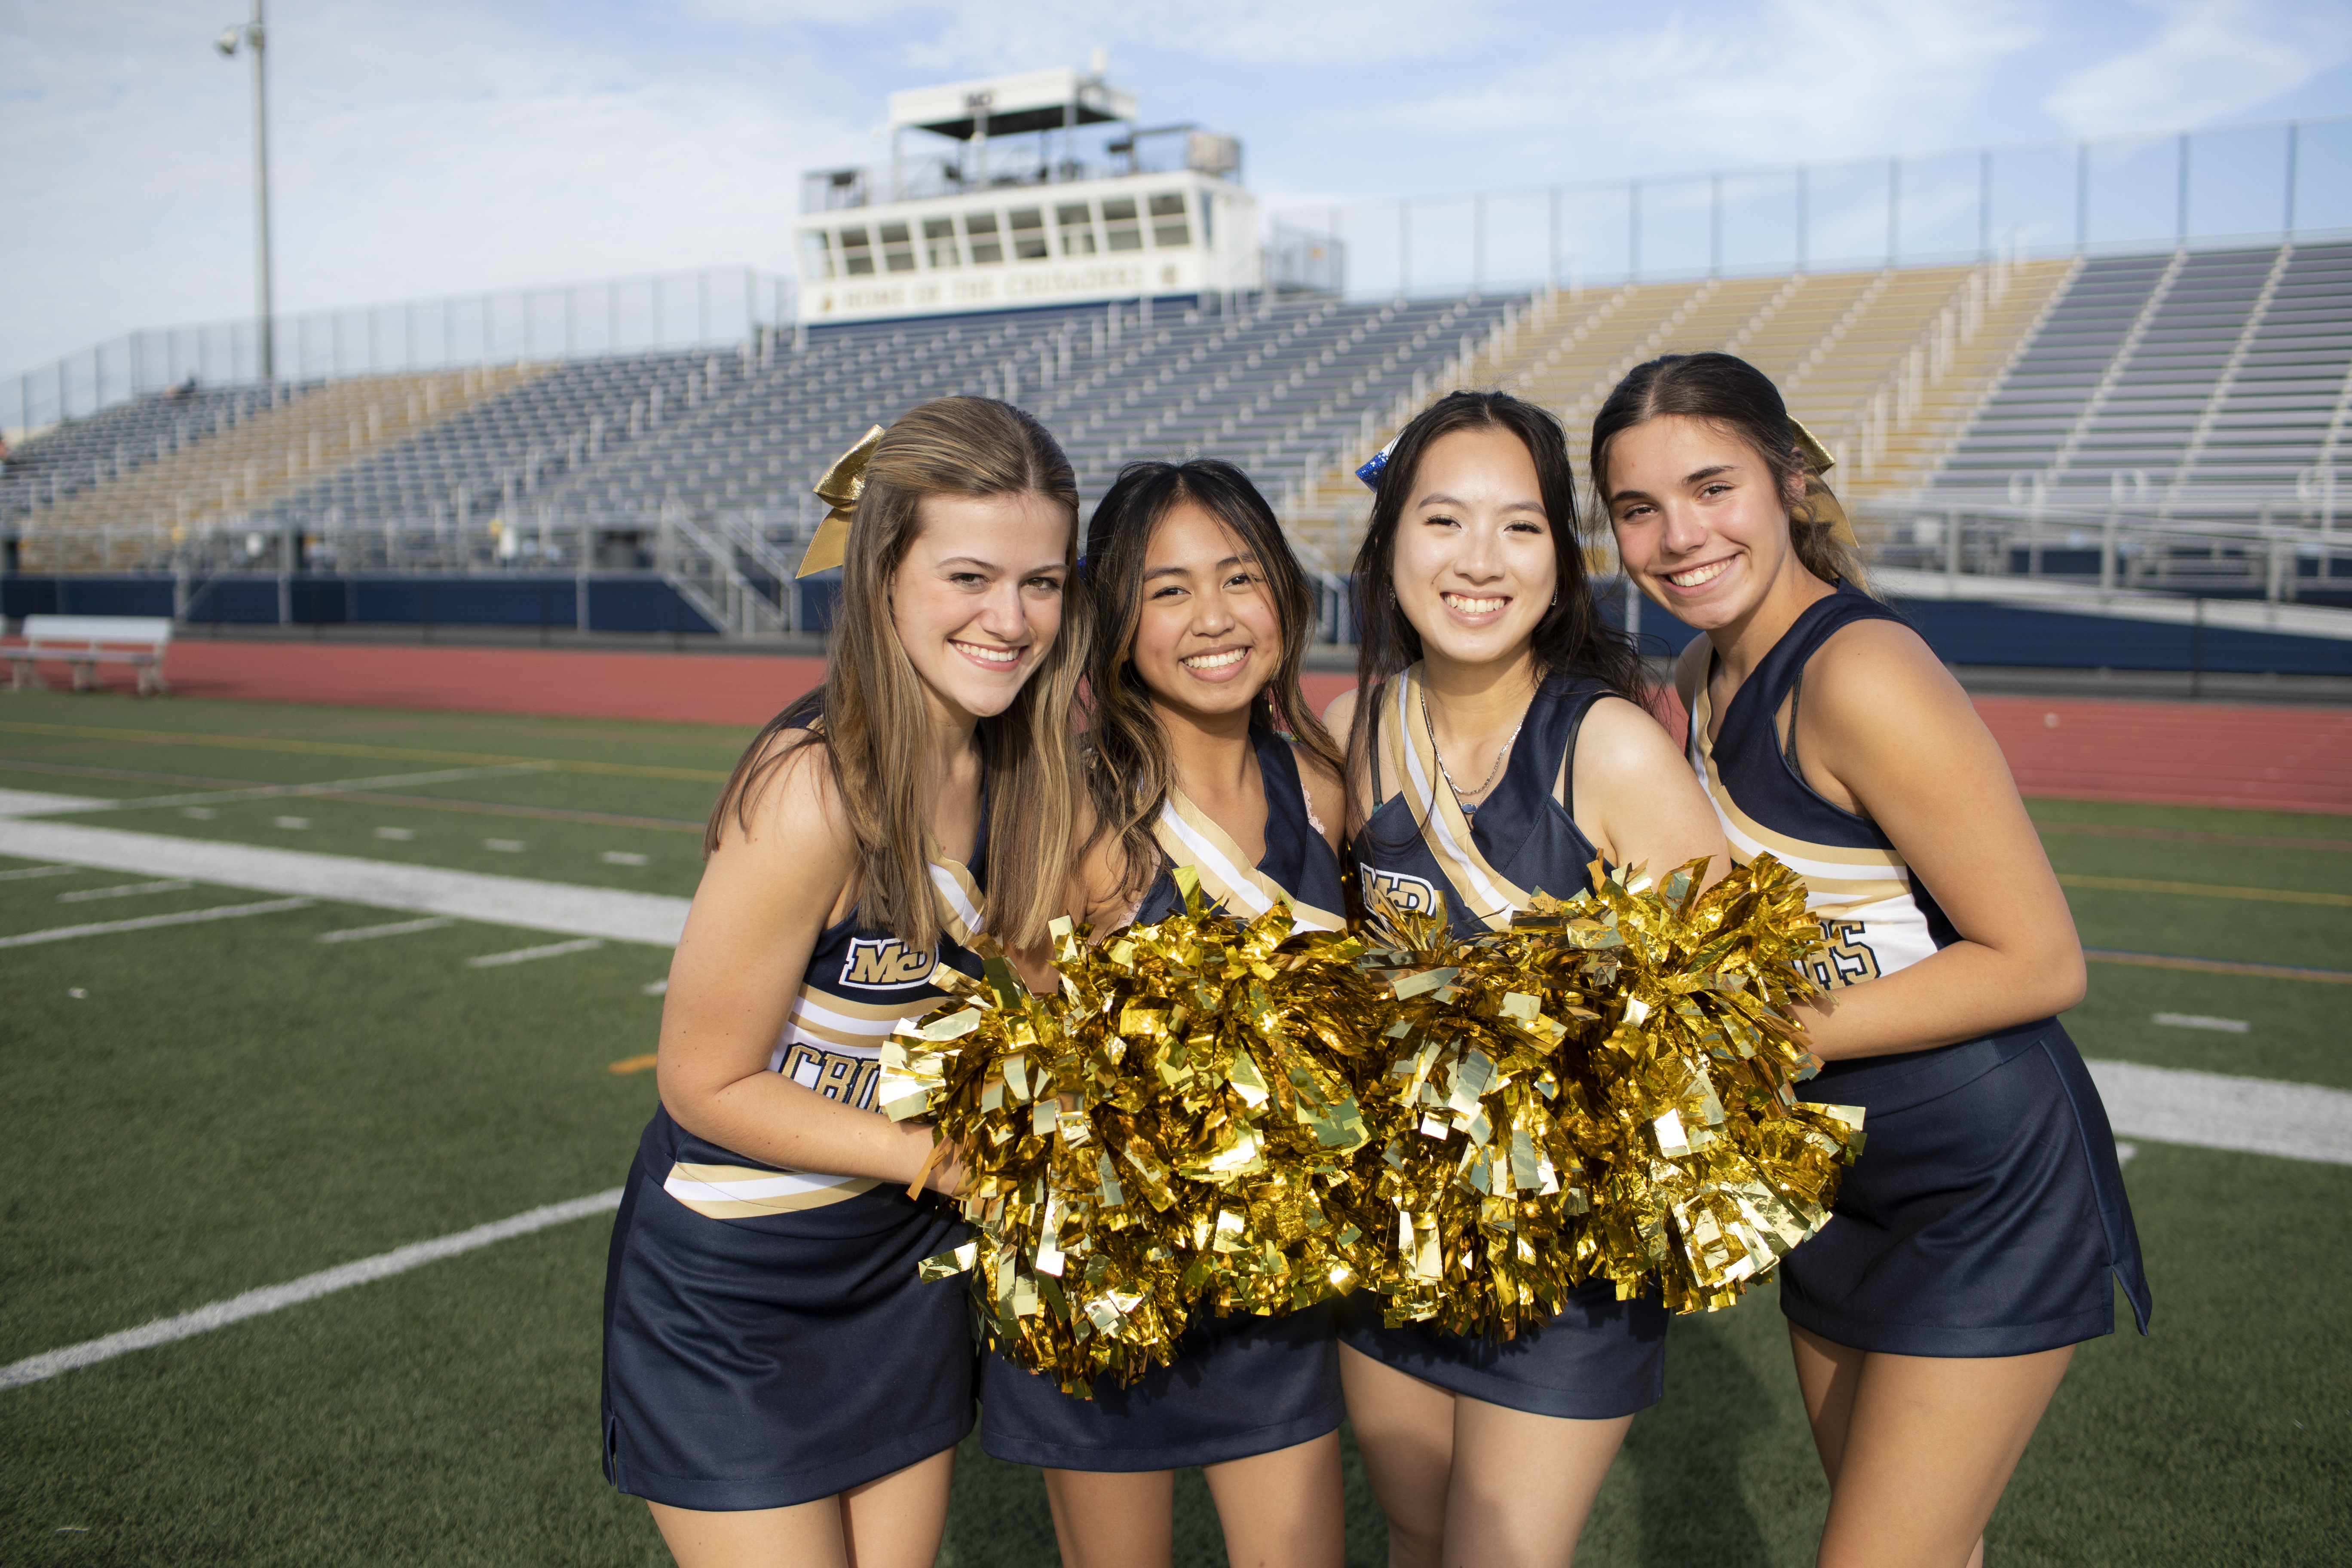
216, 2, 273, 383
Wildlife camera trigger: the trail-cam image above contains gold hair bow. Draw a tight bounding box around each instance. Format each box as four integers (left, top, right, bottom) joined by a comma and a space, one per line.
1788, 419, 1855, 543
795, 424, 887, 578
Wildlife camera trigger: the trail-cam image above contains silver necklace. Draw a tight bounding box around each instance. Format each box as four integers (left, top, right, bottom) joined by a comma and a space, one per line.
1421, 688, 1522, 816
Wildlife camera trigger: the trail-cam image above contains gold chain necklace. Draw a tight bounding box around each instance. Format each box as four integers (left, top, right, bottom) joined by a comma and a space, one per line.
1421, 687, 1523, 817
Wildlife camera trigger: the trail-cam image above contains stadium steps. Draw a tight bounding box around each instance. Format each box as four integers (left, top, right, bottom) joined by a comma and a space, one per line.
2, 385, 279, 523
17, 367, 544, 571
1929, 240, 2352, 513
1283, 259, 2077, 567
1838, 258, 2080, 499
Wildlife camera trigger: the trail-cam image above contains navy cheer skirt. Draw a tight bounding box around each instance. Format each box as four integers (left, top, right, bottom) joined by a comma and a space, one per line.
1337, 1279, 1667, 1421
1781, 1019, 2153, 1357
601, 1111, 976, 1511
981, 1302, 1343, 1471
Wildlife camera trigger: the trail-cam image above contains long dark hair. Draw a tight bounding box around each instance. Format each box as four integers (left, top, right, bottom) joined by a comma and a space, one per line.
1589, 352, 1869, 591
1349, 389, 1644, 705
1080, 459, 1344, 912
706, 397, 1088, 952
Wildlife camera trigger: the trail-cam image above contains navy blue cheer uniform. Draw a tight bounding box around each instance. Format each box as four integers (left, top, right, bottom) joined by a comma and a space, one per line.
1340, 670, 1670, 1420
980, 729, 1351, 1471
601, 778, 991, 1510
1688, 582, 2151, 1355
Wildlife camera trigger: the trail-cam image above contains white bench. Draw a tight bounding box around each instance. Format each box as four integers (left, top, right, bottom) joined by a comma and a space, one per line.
6, 615, 174, 695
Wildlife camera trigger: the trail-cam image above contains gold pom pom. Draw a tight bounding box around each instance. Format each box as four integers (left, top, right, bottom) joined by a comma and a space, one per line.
1351, 853, 1865, 1331
881, 870, 1389, 1395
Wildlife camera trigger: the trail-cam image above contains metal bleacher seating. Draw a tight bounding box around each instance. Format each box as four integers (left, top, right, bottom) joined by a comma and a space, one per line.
3, 384, 268, 524
218, 293, 1514, 575
1931, 240, 2352, 510
13, 241, 2346, 621
12, 368, 539, 571
1285, 255, 2079, 568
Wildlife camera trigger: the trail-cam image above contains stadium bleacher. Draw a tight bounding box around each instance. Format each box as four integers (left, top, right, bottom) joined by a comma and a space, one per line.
1936, 241, 2352, 506
5, 239, 2349, 636
13, 367, 541, 572
248, 293, 1516, 576
1, 383, 279, 524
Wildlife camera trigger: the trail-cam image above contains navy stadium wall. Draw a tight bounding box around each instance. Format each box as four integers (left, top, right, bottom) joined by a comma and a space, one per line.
0, 573, 721, 637
1612, 593, 2351, 677
4, 572, 2343, 675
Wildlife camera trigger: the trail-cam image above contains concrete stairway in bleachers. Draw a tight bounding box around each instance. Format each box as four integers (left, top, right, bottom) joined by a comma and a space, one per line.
18, 366, 545, 571
1283, 256, 2078, 571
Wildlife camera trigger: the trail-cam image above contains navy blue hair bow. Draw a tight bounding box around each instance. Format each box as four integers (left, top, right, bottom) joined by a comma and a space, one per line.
1355, 438, 1397, 492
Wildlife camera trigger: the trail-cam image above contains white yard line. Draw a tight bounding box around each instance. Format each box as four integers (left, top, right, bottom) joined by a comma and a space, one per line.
0, 864, 81, 882
69, 764, 558, 814
55, 879, 194, 903
0, 821, 687, 945
2088, 1059, 2352, 1166
0, 1189, 623, 1390
467, 937, 603, 968
316, 917, 455, 944
0, 789, 108, 818
0, 899, 314, 949
1, 1055, 2345, 1391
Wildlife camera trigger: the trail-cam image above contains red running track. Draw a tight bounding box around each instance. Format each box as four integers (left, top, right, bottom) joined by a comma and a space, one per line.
33, 641, 2352, 815
108, 640, 829, 729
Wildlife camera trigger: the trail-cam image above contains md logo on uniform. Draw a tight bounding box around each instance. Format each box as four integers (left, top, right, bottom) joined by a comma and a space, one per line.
839, 937, 937, 989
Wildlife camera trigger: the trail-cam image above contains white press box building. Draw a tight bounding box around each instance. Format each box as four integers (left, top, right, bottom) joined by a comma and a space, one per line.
793, 67, 1262, 325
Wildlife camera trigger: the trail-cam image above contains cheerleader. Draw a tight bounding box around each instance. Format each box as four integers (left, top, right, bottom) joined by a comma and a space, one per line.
1326, 392, 1730, 1567
978, 459, 1351, 1568
601, 398, 1088, 1568
1593, 352, 2150, 1568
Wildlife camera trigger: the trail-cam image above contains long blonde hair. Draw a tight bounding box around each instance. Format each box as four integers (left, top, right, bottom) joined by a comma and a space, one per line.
707, 397, 1087, 952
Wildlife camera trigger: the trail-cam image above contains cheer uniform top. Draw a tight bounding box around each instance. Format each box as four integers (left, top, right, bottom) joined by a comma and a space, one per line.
1689, 582, 2150, 1356
980, 728, 1351, 1471
1338, 666, 1670, 1421
601, 756, 990, 1510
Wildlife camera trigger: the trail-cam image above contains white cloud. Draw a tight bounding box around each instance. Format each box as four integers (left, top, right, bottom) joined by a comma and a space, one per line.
0, 0, 868, 373
1375, 0, 2046, 166
691, 0, 1472, 70
4, 0, 2348, 383
2046, 0, 2352, 135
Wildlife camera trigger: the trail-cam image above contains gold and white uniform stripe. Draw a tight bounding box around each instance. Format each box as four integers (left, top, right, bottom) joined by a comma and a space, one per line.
1154, 784, 1345, 934
1686, 678, 1939, 989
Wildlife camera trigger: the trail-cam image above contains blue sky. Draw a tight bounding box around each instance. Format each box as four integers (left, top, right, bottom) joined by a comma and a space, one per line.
3, 0, 2349, 378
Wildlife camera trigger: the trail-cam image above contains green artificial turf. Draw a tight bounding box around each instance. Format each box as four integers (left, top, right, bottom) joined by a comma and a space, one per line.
3, 694, 2349, 1565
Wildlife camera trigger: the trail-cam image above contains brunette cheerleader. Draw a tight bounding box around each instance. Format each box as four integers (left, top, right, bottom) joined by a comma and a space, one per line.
1594, 352, 2149, 1568
979, 459, 1351, 1568
1327, 392, 1730, 1567
600, 399, 1087, 1568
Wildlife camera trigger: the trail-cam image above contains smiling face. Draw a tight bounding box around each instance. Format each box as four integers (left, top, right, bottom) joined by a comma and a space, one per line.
891, 488, 1072, 724
1389, 425, 1558, 674
1603, 413, 1813, 633
1125, 499, 1282, 729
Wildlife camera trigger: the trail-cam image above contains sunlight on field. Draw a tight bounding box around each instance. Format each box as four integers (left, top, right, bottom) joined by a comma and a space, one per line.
1, 691, 2346, 1565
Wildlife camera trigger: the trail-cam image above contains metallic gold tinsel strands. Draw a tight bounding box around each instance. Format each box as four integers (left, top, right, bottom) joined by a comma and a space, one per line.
879, 870, 1386, 1396
883, 854, 1866, 1390
1351, 853, 1866, 1330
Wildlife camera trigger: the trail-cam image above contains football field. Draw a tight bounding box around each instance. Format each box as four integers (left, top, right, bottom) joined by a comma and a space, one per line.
0, 689, 2345, 1566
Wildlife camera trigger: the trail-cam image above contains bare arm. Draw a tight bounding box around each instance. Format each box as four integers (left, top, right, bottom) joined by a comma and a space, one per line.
655, 741, 957, 1191
1571, 694, 1730, 891
1786, 622, 2085, 1060
1292, 741, 1348, 855
1066, 789, 1137, 935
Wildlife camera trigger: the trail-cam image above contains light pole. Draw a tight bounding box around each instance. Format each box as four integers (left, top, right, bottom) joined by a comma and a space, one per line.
216, 2, 273, 383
